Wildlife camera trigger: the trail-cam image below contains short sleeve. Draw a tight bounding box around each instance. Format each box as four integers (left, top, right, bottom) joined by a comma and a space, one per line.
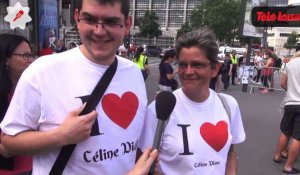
138, 101, 158, 151
0, 70, 41, 135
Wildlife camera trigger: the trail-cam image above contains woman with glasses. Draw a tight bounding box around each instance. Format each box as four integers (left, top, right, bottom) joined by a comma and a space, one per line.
139, 28, 245, 175
0, 33, 34, 174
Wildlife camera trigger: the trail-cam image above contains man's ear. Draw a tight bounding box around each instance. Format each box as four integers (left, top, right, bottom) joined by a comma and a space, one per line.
74, 9, 79, 26
124, 16, 132, 36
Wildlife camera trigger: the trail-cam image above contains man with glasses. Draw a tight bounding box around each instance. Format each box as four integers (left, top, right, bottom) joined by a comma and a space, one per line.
0, 0, 157, 174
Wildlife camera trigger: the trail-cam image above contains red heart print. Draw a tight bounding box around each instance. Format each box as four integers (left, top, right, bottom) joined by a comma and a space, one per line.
200, 121, 228, 152
102, 92, 138, 129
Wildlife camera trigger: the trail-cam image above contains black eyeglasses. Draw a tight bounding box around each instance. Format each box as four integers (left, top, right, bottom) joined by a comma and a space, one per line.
78, 17, 124, 31
11, 53, 37, 61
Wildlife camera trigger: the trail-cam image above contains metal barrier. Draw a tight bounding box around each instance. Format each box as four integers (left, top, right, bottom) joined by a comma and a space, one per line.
249, 66, 284, 93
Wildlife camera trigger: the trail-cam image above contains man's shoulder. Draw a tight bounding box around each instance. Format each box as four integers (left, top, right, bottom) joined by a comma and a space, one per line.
287, 57, 300, 68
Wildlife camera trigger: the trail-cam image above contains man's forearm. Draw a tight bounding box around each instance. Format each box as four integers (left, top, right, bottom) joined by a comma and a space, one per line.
225, 145, 237, 175
1, 129, 63, 155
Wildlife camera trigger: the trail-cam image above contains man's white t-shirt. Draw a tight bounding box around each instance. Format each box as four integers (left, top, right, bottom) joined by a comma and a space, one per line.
1, 48, 147, 175
282, 57, 300, 105
139, 89, 245, 175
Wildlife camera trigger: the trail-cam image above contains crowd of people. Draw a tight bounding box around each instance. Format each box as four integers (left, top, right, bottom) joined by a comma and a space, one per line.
1, 0, 299, 175
210, 47, 285, 94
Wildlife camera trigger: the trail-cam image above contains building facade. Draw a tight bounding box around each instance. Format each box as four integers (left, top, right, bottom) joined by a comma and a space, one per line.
266, 0, 300, 56
268, 27, 300, 56
130, 0, 201, 37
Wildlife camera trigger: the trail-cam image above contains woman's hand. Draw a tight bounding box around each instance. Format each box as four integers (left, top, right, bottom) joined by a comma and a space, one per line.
127, 148, 158, 175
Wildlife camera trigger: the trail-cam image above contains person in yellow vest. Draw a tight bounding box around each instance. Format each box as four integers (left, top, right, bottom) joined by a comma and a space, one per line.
133, 46, 150, 80
230, 50, 238, 85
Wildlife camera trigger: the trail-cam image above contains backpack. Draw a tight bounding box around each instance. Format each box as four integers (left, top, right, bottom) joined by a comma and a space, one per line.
275, 58, 282, 68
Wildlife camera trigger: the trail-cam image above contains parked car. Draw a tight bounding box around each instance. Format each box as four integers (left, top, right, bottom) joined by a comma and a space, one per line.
144, 45, 162, 57
159, 48, 173, 58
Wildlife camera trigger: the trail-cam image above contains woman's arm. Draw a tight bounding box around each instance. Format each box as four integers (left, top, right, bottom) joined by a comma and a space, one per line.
166, 69, 178, 80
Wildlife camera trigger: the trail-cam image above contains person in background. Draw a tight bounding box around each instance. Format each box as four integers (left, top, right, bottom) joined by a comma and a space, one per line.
260, 51, 275, 94
0, 33, 35, 175
139, 28, 245, 175
209, 64, 222, 92
68, 42, 78, 50
55, 40, 67, 53
119, 45, 129, 60
0, 0, 156, 174
39, 41, 53, 56
252, 50, 263, 84
133, 46, 150, 80
230, 50, 238, 85
158, 49, 177, 92
221, 53, 232, 91
273, 50, 300, 175
237, 56, 245, 85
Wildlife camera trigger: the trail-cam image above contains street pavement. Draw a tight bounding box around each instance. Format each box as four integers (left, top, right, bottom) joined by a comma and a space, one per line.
145, 57, 296, 174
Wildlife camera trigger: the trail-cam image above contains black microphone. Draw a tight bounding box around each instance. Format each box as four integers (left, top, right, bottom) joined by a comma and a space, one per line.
149, 91, 176, 174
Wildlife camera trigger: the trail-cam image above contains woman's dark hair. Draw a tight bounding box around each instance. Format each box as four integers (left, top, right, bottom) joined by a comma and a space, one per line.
77, 0, 130, 19
134, 46, 144, 62
0, 33, 31, 121
159, 49, 176, 67
175, 28, 219, 68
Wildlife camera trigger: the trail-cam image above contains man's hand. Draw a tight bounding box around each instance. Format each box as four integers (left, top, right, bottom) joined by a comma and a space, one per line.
127, 148, 158, 175
56, 104, 98, 146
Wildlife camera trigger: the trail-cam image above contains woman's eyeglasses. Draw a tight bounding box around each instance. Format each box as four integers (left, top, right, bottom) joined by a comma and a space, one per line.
11, 53, 37, 62
178, 61, 211, 70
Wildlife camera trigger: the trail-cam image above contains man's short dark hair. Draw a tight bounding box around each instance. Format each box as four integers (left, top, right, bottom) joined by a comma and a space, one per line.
77, 0, 130, 19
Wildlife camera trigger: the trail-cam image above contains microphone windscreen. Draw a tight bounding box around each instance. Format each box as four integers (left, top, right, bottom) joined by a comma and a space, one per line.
155, 91, 176, 121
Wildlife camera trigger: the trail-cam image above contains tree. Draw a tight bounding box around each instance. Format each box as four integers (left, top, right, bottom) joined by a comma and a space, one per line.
178, 0, 240, 45
176, 22, 192, 38
138, 10, 162, 40
284, 31, 299, 53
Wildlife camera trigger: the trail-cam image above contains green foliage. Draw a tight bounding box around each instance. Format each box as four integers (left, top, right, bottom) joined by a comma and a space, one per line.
138, 10, 162, 38
284, 31, 299, 50
176, 23, 192, 38
178, 0, 241, 44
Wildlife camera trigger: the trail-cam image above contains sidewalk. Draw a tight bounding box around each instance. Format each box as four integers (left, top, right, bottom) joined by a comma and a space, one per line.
224, 84, 294, 174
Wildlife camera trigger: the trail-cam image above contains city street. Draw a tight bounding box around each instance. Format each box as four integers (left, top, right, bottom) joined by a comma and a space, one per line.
145, 56, 295, 174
